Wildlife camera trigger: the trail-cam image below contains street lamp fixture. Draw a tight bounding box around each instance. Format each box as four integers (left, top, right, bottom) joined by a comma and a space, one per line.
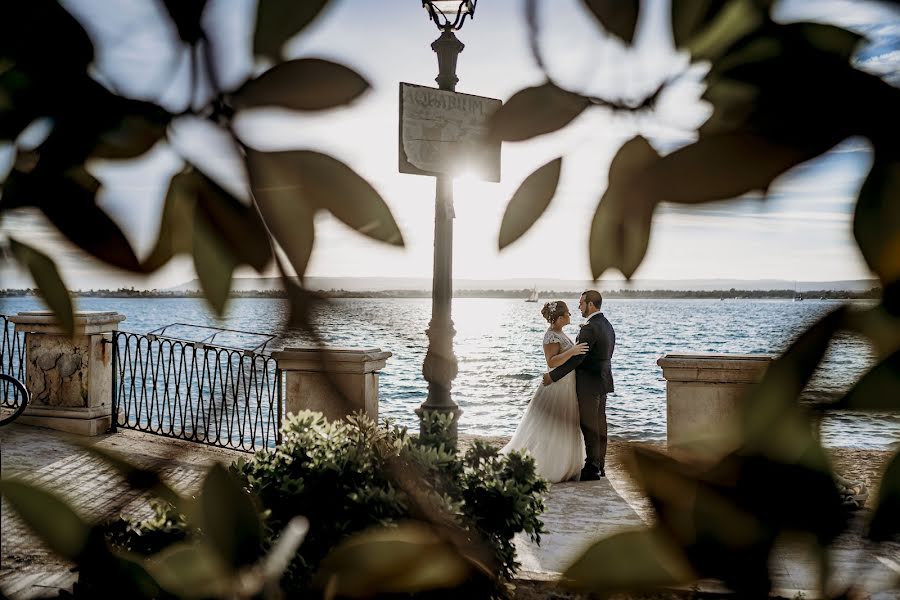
415, 0, 479, 445
422, 0, 477, 31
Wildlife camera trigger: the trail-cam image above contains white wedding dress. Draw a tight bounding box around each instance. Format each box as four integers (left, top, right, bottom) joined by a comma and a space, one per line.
501, 328, 586, 483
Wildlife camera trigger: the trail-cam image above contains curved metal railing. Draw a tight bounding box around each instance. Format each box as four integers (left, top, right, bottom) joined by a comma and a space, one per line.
111, 330, 282, 452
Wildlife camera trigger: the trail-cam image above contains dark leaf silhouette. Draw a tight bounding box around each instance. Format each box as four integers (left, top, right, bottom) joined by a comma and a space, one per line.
854, 154, 900, 288
583, 0, 641, 44
685, 0, 765, 61
794, 22, 863, 59
640, 133, 827, 205
581, 1, 639, 44
869, 451, 900, 542
0, 479, 91, 560
314, 522, 470, 597
562, 528, 694, 592
671, 0, 728, 48
248, 149, 403, 246
33, 169, 143, 272
246, 151, 316, 279
142, 170, 199, 272
628, 447, 774, 595
589, 136, 659, 279
235, 59, 369, 111
832, 349, 900, 412
144, 542, 231, 598
488, 83, 589, 142
498, 157, 562, 249
741, 307, 846, 463
8, 238, 74, 337
191, 171, 271, 272
193, 214, 237, 316
254, 0, 331, 61
161, 0, 208, 44
200, 465, 263, 568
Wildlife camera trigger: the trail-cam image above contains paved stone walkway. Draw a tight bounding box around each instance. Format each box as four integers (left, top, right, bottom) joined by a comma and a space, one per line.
2, 424, 899, 599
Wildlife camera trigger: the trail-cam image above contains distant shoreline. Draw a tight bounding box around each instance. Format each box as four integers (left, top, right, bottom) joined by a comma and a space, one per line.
0, 288, 882, 300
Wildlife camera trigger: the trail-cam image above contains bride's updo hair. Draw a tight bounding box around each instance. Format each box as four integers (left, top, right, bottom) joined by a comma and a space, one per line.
541, 300, 569, 324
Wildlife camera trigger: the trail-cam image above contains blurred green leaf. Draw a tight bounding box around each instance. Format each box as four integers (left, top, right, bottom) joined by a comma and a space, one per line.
314, 521, 471, 597
200, 464, 263, 568
31, 169, 143, 272
642, 132, 826, 203
741, 307, 846, 461
687, 0, 765, 61
254, 0, 331, 61
144, 542, 232, 598
235, 58, 369, 111
191, 170, 272, 271
628, 447, 773, 594
161, 0, 208, 44
581, 0, 639, 44
0, 479, 91, 560
142, 169, 198, 272
8, 237, 73, 337
498, 157, 562, 250
869, 450, 900, 541
671, 0, 728, 48
193, 214, 237, 316
853, 153, 900, 289
589, 136, 659, 279
90, 100, 170, 161
794, 22, 863, 60
562, 528, 694, 592
248, 149, 402, 252
832, 348, 900, 411
488, 83, 589, 142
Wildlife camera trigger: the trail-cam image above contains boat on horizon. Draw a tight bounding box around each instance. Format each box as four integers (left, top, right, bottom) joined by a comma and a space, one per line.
525, 287, 539, 303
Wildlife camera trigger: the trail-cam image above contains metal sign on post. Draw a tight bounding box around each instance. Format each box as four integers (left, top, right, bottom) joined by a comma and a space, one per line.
399, 82, 501, 182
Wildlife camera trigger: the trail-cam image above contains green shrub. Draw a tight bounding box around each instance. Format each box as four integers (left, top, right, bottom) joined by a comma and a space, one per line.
105, 410, 547, 595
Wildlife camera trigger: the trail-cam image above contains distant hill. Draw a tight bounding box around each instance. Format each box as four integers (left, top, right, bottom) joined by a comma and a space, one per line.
167, 277, 881, 293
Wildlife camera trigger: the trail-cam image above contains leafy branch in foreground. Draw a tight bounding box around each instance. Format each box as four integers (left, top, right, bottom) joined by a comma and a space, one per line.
491, 1, 900, 596
1, 0, 402, 325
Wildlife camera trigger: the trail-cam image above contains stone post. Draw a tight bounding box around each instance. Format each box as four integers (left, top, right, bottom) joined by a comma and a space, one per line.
10, 311, 125, 436
272, 347, 391, 422
657, 353, 772, 458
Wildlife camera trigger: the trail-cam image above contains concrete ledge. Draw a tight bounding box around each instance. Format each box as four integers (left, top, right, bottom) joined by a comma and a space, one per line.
10, 310, 125, 335
273, 347, 391, 374
15, 414, 111, 436
657, 353, 771, 384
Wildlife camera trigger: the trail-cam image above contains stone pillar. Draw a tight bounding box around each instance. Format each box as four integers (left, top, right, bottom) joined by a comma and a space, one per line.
657, 353, 772, 457
9, 311, 125, 436
272, 347, 391, 422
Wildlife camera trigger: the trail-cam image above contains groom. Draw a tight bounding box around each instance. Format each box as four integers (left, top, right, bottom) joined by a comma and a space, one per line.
542, 290, 616, 480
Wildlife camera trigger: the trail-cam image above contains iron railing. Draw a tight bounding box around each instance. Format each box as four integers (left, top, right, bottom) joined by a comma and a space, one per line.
111, 329, 282, 452
0, 315, 26, 412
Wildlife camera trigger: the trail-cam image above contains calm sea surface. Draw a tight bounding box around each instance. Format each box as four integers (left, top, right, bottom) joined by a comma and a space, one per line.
2, 296, 897, 450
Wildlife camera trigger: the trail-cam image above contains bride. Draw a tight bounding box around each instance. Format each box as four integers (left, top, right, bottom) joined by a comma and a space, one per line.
501, 301, 587, 483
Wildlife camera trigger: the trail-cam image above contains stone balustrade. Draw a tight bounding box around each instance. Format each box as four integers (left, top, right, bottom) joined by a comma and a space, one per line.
657, 352, 772, 458
272, 347, 392, 422
9, 311, 125, 435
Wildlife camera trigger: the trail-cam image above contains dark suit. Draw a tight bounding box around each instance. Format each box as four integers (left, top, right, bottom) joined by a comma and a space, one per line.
548, 312, 615, 471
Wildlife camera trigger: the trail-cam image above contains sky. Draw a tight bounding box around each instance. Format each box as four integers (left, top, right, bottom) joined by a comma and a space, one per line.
1, 0, 898, 290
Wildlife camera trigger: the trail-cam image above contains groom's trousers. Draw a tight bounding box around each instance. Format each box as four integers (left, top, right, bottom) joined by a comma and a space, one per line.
576, 376, 608, 470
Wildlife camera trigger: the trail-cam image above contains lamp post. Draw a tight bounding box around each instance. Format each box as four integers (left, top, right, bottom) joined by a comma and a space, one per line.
416, 0, 477, 445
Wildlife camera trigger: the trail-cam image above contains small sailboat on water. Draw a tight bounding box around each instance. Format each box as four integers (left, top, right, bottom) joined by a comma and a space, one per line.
525, 287, 539, 302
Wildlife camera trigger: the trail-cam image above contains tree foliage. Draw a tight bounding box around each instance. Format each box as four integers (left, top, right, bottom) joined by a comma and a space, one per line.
490, 1, 900, 596
0, 0, 401, 325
